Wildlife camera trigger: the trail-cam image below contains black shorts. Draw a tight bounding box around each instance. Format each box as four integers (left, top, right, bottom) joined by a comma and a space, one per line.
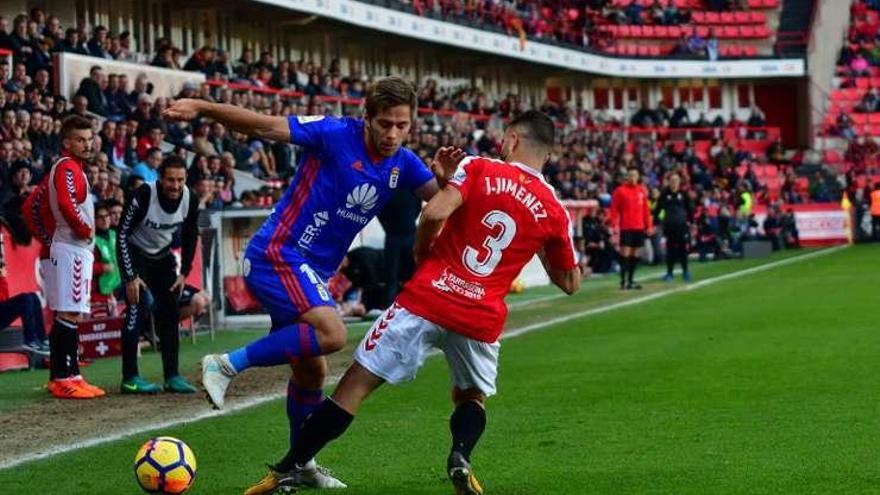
620, 230, 647, 248
664, 223, 690, 247
179, 284, 200, 307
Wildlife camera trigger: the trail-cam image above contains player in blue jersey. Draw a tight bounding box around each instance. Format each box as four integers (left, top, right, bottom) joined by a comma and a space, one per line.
163, 77, 465, 491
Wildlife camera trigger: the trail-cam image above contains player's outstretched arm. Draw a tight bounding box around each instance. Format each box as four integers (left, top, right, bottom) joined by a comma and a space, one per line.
538, 251, 581, 295
163, 99, 290, 142
413, 185, 463, 264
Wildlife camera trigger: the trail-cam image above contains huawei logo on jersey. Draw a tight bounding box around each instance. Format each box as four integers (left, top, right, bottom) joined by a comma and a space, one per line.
345, 184, 378, 214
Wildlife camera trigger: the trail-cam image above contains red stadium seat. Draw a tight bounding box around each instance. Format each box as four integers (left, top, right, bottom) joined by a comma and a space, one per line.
706, 12, 720, 24
720, 12, 735, 24
740, 26, 756, 38
743, 46, 759, 57
692, 11, 706, 24
762, 0, 779, 7
697, 26, 710, 38
625, 44, 639, 56
637, 45, 650, 56
869, 113, 880, 124
630, 25, 643, 37
750, 11, 767, 24
655, 25, 669, 38
642, 25, 656, 38
668, 26, 682, 38
619, 25, 632, 37
754, 25, 771, 38
648, 44, 662, 56
723, 26, 739, 38
725, 45, 743, 57
734, 11, 750, 24
856, 78, 871, 89
852, 114, 868, 126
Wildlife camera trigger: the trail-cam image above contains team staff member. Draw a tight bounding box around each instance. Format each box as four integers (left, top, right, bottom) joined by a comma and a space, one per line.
655, 172, 694, 282
610, 166, 653, 290
117, 155, 199, 394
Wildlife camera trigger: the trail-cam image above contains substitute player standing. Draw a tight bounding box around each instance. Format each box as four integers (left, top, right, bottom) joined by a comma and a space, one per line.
246, 110, 580, 495
610, 166, 653, 290
116, 155, 200, 394
162, 76, 447, 488
43, 115, 106, 399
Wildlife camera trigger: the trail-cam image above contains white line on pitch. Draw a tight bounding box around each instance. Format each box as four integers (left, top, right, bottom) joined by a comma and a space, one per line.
0, 246, 845, 471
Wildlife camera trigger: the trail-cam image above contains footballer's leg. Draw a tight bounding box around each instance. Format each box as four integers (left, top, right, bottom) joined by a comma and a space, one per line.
287, 357, 347, 489
245, 363, 383, 495
202, 253, 344, 409
448, 388, 486, 495
442, 331, 499, 495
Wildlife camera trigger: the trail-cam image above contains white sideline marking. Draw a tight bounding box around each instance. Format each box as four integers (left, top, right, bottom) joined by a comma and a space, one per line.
507, 267, 667, 309
0, 246, 845, 471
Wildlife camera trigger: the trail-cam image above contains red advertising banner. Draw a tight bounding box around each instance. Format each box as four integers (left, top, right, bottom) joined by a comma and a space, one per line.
753, 203, 851, 247
78, 317, 124, 360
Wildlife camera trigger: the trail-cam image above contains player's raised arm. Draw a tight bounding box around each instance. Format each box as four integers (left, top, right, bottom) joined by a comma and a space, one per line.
414, 185, 463, 264
163, 98, 291, 142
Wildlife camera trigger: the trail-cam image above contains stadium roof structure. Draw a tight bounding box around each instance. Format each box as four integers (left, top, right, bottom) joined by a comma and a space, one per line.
254, 0, 805, 79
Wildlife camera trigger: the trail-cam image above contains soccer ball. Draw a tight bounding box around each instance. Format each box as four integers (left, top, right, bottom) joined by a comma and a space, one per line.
133, 436, 197, 494
510, 278, 525, 294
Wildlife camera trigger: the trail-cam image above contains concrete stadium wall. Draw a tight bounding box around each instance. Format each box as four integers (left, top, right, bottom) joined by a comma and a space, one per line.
808, 0, 854, 148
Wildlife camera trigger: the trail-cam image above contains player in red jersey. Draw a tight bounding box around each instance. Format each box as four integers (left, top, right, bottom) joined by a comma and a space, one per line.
41, 116, 104, 399
610, 166, 653, 290
245, 111, 580, 495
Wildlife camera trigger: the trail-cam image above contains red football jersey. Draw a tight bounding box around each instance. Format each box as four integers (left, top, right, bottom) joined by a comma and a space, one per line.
397, 157, 577, 343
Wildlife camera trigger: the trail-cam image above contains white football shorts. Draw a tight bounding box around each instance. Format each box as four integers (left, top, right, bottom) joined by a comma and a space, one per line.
48, 242, 93, 314
354, 302, 500, 396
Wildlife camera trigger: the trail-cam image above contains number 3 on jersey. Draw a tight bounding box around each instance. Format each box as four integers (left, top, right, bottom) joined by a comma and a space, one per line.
462, 210, 517, 277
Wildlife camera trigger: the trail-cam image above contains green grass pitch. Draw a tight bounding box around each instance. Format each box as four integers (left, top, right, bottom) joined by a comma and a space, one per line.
1, 245, 878, 494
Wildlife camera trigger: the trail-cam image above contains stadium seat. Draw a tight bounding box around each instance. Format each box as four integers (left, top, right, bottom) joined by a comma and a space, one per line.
692, 11, 706, 24
750, 11, 767, 24
706, 12, 720, 24
630, 25, 643, 37
668, 26, 682, 38
655, 25, 669, 38
743, 46, 759, 57
869, 113, 880, 124
619, 25, 632, 37
642, 25, 656, 38
852, 113, 868, 125
734, 11, 750, 24
723, 26, 739, 38
754, 25, 770, 38
740, 26, 756, 38
223, 276, 262, 313
697, 26, 710, 38
720, 12, 735, 24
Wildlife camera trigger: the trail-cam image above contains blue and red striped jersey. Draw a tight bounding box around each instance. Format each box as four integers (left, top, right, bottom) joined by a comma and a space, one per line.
249, 115, 433, 279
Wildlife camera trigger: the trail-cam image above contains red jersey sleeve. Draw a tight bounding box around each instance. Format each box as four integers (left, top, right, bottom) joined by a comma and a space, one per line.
544, 208, 578, 270
609, 188, 620, 230
447, 156, 482, 201
54, 161, 92, 239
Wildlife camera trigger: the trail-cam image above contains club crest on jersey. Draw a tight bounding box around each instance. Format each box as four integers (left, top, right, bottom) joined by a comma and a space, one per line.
389, 167, 400, 189
351, 160, 364, 172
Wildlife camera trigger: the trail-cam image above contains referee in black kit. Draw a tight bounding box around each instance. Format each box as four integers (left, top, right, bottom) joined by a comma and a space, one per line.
655, 172, 694, 282
117, 155, 200, 394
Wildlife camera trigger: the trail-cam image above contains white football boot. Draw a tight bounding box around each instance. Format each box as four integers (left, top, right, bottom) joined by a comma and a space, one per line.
201, 354, 236, 409
292, 459, 348, 489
